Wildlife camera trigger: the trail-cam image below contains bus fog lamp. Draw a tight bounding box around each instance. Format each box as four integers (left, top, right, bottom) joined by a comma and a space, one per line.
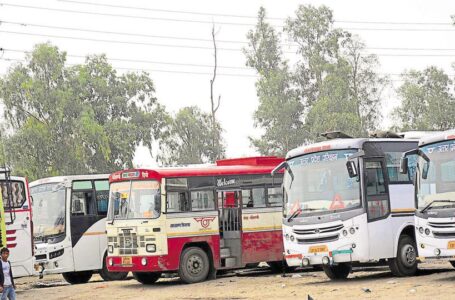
141, 257, 147, 266
302, 258, 310, 266
54, 261, 58, 268
434, 248, 441, 256
146, 244, 156, 253
420, 243, 425, 249
425, 228, 431, 235
342, 230, 348, 237
349, 228, 356, 234
290, 235, 295, 242
351, 243, 356, 249
322, 256, 330, 265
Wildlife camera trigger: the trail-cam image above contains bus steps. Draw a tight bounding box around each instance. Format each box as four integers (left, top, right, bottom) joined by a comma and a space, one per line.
221, 257, 237, 268
220, 247, 231, 258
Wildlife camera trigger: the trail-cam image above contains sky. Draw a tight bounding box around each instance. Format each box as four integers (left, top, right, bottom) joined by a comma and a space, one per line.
1, 0, 455, 167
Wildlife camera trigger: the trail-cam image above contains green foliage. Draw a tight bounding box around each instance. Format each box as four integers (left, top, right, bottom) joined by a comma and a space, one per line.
0, 43, 168, 180
158, 106, 225, 165
393, 66, 455, 131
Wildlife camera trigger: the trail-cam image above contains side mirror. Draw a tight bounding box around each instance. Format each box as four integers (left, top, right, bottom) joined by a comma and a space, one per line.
346, 161, 358, 178
400, 157, 408, 174
422, 161, 430, 180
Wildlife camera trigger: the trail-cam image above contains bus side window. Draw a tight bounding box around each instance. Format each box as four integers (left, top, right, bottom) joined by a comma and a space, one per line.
167, 191, 190, 213
365, 161, 390, 221
94, 180, 109, 216
267, 187, 283, 207
191, 191, 215, 211
72, 181, 96, 216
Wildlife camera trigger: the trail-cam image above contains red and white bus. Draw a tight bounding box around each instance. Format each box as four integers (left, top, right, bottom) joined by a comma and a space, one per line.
0, 169, 34, 278
106, 156, 285, 284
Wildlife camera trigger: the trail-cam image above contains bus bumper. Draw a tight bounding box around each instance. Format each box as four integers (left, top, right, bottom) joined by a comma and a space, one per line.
106, 255, 173, 272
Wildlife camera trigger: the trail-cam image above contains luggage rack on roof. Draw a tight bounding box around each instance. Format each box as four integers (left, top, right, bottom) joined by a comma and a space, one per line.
320, 131, 353, 140
369, 131, 403, 138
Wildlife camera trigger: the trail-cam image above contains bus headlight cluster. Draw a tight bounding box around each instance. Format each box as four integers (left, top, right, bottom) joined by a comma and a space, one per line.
418, 227, 431, 236
146, 244, 156, 253
342, 227, 356, 237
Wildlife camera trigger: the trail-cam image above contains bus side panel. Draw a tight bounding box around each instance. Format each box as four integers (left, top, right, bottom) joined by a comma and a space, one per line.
72, 218, 105, 272
108, 234, 220, 272
241, 230, 283, 264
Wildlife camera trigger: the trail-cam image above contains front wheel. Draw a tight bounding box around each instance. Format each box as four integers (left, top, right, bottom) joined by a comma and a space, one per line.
388, 235, 418, 277
133, 272, 162, 284
178, 247, 210, 284
62, 271, 93, 284
99, 258, 128, 281
322, 263, 351, 280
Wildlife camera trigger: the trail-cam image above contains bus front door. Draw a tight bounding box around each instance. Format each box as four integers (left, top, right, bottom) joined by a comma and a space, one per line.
218, 190, 242, 268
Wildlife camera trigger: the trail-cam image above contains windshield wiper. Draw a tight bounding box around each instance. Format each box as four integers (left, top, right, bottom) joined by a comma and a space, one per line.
287, 208, 318, 222
421, 200, 455, 213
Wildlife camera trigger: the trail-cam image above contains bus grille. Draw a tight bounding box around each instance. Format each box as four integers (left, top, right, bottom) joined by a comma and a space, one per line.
293, 224, 344, 235
297, 234, 339, 244
118, 232, 138, 255
428, 221, 455, 229
432, 231, 455, 238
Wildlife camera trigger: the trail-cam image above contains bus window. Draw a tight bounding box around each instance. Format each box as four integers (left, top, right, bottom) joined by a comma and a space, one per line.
72, 181, 95, 216
365, 161, 390, 220
252, 188, 266, 208
242, 190, 252, 208
267, 187, 283, 207
94, 180, 109, 216
191, 191, 215, 211
167, 192, 190, 213
0, 181, 26, 209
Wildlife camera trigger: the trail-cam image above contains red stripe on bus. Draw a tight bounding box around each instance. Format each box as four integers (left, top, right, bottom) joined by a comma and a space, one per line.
6, 230, 16, 235
6, 243, 16, 248
6, 237, 15, 242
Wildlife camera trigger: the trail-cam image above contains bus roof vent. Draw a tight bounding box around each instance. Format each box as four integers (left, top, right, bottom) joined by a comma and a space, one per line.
216, 156, 284, 167
369, 130, 402, 138
320, 131, 353, 140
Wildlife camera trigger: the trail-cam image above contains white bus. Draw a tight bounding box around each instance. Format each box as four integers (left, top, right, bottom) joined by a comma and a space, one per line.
30, 174, 127, 284
0, 169, 34, 278
401, 129, 455, 266
274, 133, 419, 279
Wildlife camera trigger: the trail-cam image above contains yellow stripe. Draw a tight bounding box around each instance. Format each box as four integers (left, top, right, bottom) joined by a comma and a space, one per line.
83, 231, 105, 236
167, 230, 218, 237
391, 208, 415, 213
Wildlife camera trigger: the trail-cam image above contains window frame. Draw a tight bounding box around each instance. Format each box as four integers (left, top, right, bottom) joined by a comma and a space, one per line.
363, 158, 391, 222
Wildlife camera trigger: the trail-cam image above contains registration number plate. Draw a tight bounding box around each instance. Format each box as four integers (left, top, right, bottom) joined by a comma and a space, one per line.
309, 245, 328, 253
122, 256, 132, 265
448, 241, 455, 249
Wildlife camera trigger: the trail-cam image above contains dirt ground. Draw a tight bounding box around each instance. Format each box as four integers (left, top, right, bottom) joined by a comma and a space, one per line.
15, 261, 455, 300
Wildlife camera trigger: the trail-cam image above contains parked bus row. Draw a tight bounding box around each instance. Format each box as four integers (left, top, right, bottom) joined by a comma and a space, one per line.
3, 129, 455, 285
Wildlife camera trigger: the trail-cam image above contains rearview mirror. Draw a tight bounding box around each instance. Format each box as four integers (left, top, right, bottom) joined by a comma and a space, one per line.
422, 161, 430, 180
346, 161, 358, 178
400, 157, 408, 174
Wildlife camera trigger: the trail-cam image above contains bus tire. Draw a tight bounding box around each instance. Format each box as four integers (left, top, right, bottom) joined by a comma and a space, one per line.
389, 234, 417, 277
178, 247, 210, 284
322, 263, 351, 280
99, 258, 128, 281
62, 271, 93, 284
267, 260, 295, 273
132, 272, 161, 284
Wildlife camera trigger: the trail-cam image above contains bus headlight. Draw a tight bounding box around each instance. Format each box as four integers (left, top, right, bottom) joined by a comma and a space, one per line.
290, 235, 295, 242
349, 228, 356, 235
141, 257, 147, 266
285, 234, 290, 241
108, 258, 114, 266
425, 228, 431, 235
419, 227, 424, 234
342, 230, 348, 237
146, 244, 156, 253
108, 245, 114, 254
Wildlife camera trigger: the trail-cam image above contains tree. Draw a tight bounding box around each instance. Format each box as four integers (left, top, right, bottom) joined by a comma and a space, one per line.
0, 43, 168, 180
244, 7, 305, 156
158, 106, 224, 165
393, 66, 455, 131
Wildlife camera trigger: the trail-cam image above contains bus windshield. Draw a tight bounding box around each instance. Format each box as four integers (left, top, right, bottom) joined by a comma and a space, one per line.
31, 183, 66, 239
416, 140, 455, 211
284, 149, 361, 218
108, 180, 161, 220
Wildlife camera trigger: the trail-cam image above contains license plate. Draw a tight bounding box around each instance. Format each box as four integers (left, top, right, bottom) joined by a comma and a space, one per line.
309, 245, 328, 253
122, 256, 132, 265
448, 241, 455, 249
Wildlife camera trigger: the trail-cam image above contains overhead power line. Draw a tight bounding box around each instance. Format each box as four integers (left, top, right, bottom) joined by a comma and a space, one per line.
1, 3, 455, 31
58, 0, 455, 27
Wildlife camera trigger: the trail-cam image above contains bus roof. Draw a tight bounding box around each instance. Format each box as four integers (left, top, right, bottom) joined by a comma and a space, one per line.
418, 129, 455, 147
30, 174, 110, 187
109, 156, 284, 182
286, 138, 418, 159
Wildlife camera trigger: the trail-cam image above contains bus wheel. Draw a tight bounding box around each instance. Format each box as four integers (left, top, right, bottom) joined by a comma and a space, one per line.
99, 261, 128, 281
178, 247, 210, 284
62, 271, 93, 284
133, 272, 161, 284
322, 263, 351, 280
389, 235, 417, 277
267, 260, 295, 273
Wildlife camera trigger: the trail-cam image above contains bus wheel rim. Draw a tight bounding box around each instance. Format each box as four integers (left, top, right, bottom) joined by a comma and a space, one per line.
402, 244, 416, 267
187, 254, 203, 275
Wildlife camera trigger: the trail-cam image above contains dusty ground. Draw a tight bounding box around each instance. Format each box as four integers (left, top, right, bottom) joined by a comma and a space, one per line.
15, 262, 455, 300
